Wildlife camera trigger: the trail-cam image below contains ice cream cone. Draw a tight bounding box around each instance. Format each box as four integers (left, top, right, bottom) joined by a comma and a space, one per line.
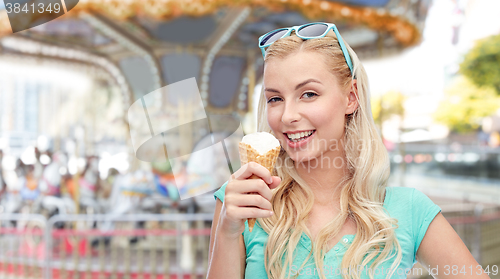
238, 141, 280, 232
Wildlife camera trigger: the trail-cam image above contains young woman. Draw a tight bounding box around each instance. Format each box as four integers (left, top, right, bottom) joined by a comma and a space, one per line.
207, 22, 489, 279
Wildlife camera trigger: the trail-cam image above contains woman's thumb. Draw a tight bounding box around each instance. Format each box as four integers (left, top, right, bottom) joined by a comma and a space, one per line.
269, 176, 281, 189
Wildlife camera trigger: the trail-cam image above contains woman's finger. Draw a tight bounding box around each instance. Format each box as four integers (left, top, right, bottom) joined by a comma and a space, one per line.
227, 179, 273, 202
230, 162, 273, 184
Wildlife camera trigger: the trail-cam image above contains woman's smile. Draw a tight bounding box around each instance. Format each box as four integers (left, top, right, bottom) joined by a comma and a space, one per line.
283, 130, 316, 148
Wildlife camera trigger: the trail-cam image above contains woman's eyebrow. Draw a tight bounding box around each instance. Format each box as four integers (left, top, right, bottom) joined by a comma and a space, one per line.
264, 87, 280, 94
265, 78, 322, 94
295, 78, 322, 90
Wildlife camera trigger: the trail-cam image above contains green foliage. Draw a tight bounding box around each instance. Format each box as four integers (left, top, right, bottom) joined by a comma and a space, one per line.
460, 33, 500, 95
433, 76, 500, 133
371, 90, 405, 125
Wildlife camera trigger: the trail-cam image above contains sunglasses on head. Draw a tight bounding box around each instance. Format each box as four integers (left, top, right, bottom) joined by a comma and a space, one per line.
258, 22, 353, 74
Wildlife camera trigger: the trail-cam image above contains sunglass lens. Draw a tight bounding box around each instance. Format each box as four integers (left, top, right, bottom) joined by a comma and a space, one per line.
297, 23, 328, 37
260, 29, 288, 46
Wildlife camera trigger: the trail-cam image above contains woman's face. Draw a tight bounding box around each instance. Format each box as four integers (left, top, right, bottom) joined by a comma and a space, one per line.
263, 50, 357, 164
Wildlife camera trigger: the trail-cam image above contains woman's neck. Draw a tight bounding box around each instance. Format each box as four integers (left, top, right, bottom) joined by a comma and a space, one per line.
295, 156, 348, 207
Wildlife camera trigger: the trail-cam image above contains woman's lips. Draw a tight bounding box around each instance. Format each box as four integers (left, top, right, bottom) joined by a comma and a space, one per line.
284, 130, 316, 149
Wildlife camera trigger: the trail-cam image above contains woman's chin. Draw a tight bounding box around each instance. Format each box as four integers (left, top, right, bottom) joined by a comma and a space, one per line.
288, 153, 319, 165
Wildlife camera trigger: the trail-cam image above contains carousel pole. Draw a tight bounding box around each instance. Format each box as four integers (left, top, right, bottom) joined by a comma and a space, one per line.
178, 98, 185, 156
73, 126, 83, 215
80, 12, 165, 173
186, 97, 193, 160
245, 50, 256, 133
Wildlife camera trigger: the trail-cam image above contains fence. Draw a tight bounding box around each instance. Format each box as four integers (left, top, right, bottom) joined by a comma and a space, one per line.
1, 208, 500, 279
0, 214, 47, 279
408, 203, 500, 279
443, 203, 500, 269
0, 213, 213, 279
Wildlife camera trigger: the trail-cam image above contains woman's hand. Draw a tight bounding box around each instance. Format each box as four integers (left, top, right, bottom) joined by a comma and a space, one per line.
218, 162, 281, 239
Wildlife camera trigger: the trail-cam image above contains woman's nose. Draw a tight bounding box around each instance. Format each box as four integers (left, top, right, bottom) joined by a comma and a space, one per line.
281, 101, 301, 124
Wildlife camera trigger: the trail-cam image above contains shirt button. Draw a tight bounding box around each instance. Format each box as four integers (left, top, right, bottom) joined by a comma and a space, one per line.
334, 247, 339, 251
343, 238, 349, 243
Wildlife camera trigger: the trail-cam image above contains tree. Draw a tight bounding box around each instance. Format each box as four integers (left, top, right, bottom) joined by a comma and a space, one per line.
371, 91, 406, 186
460, 33, 500, 95
433, 76, 500, 133
371, 90, 405, 128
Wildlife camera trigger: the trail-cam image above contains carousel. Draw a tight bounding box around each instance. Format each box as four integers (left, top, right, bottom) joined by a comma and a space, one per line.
0, 0, 433, 212
0, 1, 436, 278
0, 0, 433, 209
0, 0, 432, 117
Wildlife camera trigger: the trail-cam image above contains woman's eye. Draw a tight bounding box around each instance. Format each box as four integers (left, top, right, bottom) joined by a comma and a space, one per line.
302, 92, 318, 99
267, 97, 282, 103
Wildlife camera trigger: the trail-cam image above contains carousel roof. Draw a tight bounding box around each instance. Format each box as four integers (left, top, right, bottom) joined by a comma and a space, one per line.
0, 0, 433, 116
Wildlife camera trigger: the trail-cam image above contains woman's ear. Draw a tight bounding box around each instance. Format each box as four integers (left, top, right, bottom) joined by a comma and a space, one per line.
345, 79, 359, 115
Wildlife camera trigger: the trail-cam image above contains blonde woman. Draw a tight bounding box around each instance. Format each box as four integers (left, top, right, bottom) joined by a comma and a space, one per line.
207, 22, 489, 279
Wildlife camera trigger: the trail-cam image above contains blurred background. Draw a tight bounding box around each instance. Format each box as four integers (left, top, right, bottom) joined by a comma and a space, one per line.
0, 0, 499, 278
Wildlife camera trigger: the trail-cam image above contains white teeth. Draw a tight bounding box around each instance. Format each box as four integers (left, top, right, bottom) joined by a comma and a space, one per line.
286, 130, 314, 141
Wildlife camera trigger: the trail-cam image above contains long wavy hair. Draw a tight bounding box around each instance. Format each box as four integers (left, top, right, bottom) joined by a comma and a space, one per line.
254, 32, 402, 279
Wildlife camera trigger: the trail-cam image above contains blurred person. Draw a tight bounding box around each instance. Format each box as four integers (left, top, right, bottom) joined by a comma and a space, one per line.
15, 158, 26, 178
100, 167, 119, 200
38, 152, 76, 216
78, 156, 101, 213
18, 164, 41, 213
33, 147, 44, 182
208, 22, 489, 279
2, 158, 26, 214
0, 150, 6, 198
39, 152, 64, 197
14, 158, 27, 192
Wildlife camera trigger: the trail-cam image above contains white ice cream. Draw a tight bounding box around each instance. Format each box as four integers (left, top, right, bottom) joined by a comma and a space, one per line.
242, 132, 280, 155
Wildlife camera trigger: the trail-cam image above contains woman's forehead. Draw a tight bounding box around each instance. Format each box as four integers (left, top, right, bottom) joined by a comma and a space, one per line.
264, 51, 331, 73
263, 53, 337, 88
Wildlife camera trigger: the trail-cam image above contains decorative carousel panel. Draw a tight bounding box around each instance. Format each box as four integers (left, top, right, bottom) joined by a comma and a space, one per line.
161, 53, 202, 91
208, 55, 246, 110
119, 56, 156, 99
26, 18, 113, 48
161, 54, 204, 108
136, 15, 218, 44
0, 0, 433, 52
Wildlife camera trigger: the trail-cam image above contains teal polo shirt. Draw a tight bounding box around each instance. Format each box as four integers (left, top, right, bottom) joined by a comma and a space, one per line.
213, 182, 441, 278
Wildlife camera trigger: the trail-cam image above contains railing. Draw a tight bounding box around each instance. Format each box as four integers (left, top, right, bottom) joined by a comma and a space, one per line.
1, 208, 499, 279
0, 214, 47, 279
442, 204, 500, 269
407, 204, 500, 279
1, 213, 213, 279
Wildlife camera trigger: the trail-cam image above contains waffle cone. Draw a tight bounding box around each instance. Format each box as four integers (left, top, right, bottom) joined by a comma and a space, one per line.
238, 142, 280, 232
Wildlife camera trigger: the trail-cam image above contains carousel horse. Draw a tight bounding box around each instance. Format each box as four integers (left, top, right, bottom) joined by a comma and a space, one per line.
38, 152, 76, 217
78, 156, 101, 214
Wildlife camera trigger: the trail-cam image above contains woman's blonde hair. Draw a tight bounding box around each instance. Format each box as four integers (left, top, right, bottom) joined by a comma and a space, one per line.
255, 32, 402, 279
